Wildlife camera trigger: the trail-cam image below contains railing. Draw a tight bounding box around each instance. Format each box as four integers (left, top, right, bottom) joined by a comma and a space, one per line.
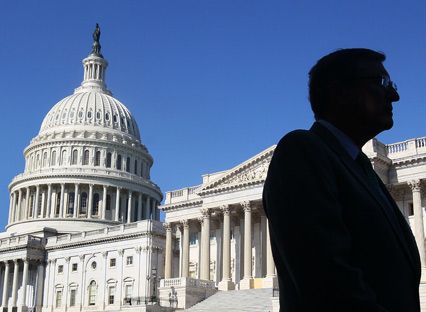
416, 137, 426, 148
0, 235, 44, 249
272, 287, 280, 297
160, 277, 216, 289
170, 190, 183, 198
386, 141, 408, 154
122, 296, 158, 306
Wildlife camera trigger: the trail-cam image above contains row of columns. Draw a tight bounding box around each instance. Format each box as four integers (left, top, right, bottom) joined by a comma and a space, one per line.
1, 259, 44, 310
164, 201, 276, 290
9, 184, 160, 224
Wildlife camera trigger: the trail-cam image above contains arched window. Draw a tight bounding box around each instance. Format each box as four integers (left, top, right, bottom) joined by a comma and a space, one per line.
93, 193, 100, 216
134, 159, 138, 175
126, 157, 130, 173
51, 151, 57, 166
106, 152, 112, 168
43, 152, 48, 167
72, 150, 78, 165
116, 155, 122, 170
83, 150, 89, 165
88, 281, 97, 306
68, 192, 75, 215
61, 150, 67, 165
80, 192, 87, 214
95, 151, 101, 166
106, 195, 111, 211
36, 154, 40, 169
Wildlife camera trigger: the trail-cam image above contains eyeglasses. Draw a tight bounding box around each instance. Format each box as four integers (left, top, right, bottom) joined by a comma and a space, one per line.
362, 75, 397, 91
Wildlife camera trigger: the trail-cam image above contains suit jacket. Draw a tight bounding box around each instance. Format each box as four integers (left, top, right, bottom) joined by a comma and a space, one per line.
263, 122, 421, 312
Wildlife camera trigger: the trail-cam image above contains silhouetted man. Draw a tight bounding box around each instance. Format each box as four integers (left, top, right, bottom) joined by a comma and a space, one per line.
263, 49, 421, 312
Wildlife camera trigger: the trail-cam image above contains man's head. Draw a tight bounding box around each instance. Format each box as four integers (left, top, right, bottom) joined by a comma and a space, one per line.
308, 48, 400, 145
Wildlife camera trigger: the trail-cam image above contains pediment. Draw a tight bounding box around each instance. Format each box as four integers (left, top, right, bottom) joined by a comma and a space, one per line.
198, 145, 276, 195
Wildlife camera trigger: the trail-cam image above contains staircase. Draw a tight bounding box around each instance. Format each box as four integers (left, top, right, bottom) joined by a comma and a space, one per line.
184, 288, 273, 312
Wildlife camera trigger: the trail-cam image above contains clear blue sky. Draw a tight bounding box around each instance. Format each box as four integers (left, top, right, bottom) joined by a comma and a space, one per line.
0, 1, 425, 229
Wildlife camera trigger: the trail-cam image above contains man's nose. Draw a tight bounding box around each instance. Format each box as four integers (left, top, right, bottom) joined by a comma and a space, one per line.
387, 86, 400, 102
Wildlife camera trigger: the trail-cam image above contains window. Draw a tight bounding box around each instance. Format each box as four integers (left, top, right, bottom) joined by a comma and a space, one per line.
55, 192, 61, 215
189, 233, 197, 245
91, 261, 97, 269
108, 286, 115, 305
126, 157, 131, 173
58, 265, 63, 274
93, 193, 100, 216
72, 149, 78, 165
126, 256, 133, 265
124, 285, 132, 304
43, 152, 48, 167
134, 159, 138, 174
68, 192, 75, 215
88, 281, 96, 305
408, 203, 414, 216
83, 150, 89, 165
116, 155, 122, 170
61, 150, 67, 165
95, 151, 101, 166
80, 192, 87, 214
109, 258, 116, 267
56, 290, 62, 308
36, 154, 40, 169
72, 263, 78, 272
105, 112, 110, 121
106, 195, 111, 211
70, 289, 76, 307
106, 152, 112, 168
51, 151, 57, 166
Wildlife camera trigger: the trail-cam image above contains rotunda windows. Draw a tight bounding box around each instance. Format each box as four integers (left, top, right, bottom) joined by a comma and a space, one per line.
83, 150, 90, 165
105, 112, 110, 121
116, 155, 122, 170
51, 151, 57, 166
87, 111, 92, 119
106, 152, 112, 168
91, 261, 97, 270
80, 192, 88, 214
93, 193, 100, 216
96, 111, 101, 120
95, 151, 101, 166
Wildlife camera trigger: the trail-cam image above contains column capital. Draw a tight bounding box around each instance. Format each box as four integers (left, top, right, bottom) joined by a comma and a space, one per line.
79, 255, 85, 262
134, 246, 142, 254
102, 251, 108, 258
241, 201, 251, 212
201, 208, 210, 218
22, 258, 29, 264
164, 222, 172, 231
12, 259, 18, 264
220, 205, 231, 215
118, 249, 124, 256
65, 257, 70, 263
128, 190, 133, 197
89, 183, 94, 189
180, 219, 189, 228
408, 180, 422, 192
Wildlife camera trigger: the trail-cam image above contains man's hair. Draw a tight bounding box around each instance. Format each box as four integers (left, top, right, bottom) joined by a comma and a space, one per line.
308, 48, 386, 120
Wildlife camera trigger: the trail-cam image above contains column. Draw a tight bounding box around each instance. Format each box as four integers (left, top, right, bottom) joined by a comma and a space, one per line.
127, 191, 133, 223
181, 220, 190, 278
409, 180, 426, 267
2, 261, 10, 308
25, 187, 30, 219
218, 205, 235, 290
151, 199, 156, 221
20, 258, 29, 308
115, 187, 121, 221
11, 259, 19, 308
41, 189, 46, 218
17, 189, 23, 221
88, 184, 93, 218
102, 185, 107, 220
200, 209, 210, 280
46, 184, 52, 219
240, 201, 253, 289
145, 196, 151, 220
8, 194, 13, 224
74, 184, 79, 218
11, 192, 17, 222
264, 220, 277, 288
34, 185, 40, 218
137, 193, 142, 221
59, 183, 65, 218
164, 223, 173, 279
36, 262, 45, 310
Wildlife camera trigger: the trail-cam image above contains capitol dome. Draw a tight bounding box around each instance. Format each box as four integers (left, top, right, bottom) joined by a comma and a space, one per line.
7, 28, 162, 235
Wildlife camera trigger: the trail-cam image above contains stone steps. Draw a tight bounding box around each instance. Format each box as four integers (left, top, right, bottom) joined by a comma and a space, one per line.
184, 288, 273, 312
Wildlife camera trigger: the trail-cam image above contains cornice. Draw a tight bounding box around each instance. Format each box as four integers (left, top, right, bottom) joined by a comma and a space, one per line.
159, 199, 203, 212
45, 231, 165, 251
391, 154, 426, 169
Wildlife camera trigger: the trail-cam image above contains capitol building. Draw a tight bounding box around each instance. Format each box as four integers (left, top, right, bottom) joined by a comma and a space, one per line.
0, 27, 165, 312
1, 26, 426, 312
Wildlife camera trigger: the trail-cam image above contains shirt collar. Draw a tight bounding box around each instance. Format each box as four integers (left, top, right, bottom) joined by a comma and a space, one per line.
317, 119, 360, 160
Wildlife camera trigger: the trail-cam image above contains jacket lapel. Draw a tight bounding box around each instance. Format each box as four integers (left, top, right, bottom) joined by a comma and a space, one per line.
310, 122, 419, 272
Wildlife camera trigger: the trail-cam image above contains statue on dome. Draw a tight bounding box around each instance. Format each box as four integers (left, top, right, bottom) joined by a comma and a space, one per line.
91, 23, 102, 57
